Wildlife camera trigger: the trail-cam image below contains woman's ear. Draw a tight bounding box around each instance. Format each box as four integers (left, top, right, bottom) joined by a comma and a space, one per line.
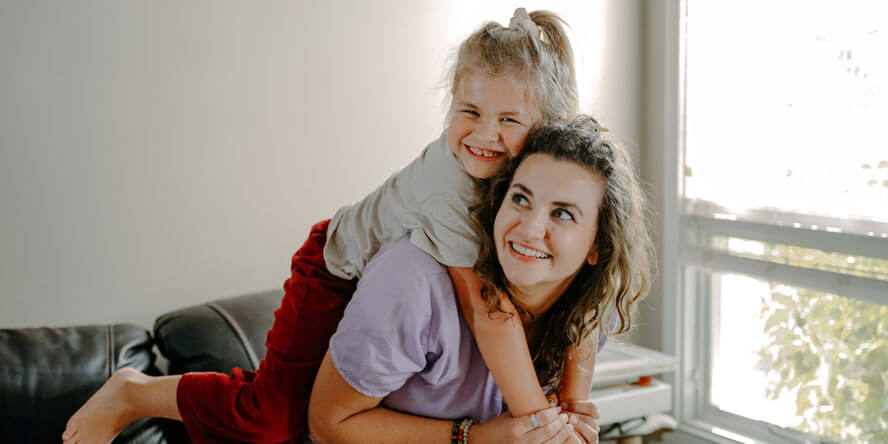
586, 249, 599, 266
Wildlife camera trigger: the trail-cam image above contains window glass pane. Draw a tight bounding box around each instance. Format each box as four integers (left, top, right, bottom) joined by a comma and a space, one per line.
685, 1, 888, 226
710, 273, 888, 443
710, 234, 888, 281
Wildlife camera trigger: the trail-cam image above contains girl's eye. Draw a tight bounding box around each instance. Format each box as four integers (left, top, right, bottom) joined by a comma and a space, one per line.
501, 117, 519, 124
511, 193, 529, 207
553, 208, 574, 221
461, 109, 480, 117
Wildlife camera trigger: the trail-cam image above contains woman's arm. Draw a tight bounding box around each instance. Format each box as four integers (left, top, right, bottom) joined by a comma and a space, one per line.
308, 351, 452, 444
308, 350, 576, 444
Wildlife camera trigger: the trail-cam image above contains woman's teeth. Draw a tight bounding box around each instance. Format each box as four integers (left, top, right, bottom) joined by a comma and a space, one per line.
511, 242, 550, 259
467, 145, 502, 158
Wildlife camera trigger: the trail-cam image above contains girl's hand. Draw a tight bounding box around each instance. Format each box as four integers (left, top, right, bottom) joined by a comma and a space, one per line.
561, 401, 600, 444
546, 392, 560, 407
471, 406, 583, 444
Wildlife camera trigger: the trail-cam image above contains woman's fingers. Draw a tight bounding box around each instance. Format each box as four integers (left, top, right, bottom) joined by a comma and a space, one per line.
561, 401, 600, 444
571, 419, 599, 443
566, 412, 599, 430
526, 406, 562, 432
557, 424, 584, 444
535, 414, 570, 443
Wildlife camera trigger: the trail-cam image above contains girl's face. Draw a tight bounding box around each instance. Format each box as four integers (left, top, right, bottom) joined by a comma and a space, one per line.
448, 71, 541, 179
494, 153, 605, 309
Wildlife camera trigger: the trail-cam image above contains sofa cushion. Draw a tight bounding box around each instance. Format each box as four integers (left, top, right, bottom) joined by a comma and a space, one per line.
153, 289, 282, 374
0, 324, 181, 443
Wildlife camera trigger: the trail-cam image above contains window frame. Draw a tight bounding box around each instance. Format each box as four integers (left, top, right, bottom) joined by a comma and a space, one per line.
653, 1, 888, 443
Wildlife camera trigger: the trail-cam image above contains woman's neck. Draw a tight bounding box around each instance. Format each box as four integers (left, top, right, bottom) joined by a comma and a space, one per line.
509, 277, 574, 321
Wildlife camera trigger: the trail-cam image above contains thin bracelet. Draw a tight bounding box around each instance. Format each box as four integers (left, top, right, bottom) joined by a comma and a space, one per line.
461, 418, 476, 444
451, 417, 475, 444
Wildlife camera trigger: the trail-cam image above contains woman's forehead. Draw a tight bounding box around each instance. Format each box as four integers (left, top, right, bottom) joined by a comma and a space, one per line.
511, 153, 605, 208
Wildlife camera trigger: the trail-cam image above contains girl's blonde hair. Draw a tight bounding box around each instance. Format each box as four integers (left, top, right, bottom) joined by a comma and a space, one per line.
448, 10, 578, 122
473, 115, 655, 387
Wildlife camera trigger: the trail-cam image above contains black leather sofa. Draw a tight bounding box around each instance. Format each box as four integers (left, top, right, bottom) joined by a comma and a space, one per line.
0, 289, 284, 443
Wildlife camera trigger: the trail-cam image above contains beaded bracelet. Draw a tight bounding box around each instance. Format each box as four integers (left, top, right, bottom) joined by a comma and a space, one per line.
450, 417, 476, 444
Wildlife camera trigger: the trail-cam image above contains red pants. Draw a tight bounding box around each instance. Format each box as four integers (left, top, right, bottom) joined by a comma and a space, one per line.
176, 220, 356, 443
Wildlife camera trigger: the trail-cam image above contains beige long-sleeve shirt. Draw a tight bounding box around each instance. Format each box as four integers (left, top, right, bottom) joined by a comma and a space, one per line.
323, 132, 483, 280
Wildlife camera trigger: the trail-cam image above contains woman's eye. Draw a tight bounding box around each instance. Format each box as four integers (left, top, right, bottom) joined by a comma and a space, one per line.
461, 109, 480, 117
511, 193, 529, 207
501, 117, 519, 124
553, 208, 574, 221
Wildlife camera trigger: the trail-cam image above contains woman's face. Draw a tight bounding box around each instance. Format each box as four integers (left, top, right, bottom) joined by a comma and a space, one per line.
494, 153, 606, 311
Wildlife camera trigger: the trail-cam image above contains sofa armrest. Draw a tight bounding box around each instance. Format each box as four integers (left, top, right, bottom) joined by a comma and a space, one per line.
153, 289, 283, 374
0, 324, 166, 443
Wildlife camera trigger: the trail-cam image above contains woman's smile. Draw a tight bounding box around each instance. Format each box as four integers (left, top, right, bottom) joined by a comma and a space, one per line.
508, 241, 551, 262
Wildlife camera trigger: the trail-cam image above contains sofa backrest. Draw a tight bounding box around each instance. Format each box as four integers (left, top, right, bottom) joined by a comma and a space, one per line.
0, 324, 173, 442
153, 289, 282, 375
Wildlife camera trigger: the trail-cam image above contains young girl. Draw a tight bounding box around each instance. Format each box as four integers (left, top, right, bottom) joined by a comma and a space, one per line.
64, 8, 587, 443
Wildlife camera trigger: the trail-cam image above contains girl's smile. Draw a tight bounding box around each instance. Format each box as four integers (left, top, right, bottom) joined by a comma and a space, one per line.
464, 144, 506, 161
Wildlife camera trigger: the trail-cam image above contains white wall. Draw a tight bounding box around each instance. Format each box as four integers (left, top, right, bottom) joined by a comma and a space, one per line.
0, 0, 642, 330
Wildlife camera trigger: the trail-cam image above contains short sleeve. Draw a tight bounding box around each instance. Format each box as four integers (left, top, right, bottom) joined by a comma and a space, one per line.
329, 240, 435, 398
410, 192, 482, 268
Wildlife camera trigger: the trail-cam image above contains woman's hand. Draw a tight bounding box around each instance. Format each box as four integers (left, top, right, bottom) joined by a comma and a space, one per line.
471, 406, 583, 443
561, 401, 600, 444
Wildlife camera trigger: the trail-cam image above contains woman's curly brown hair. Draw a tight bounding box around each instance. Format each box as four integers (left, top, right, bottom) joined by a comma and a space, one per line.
473, 114, 655, 388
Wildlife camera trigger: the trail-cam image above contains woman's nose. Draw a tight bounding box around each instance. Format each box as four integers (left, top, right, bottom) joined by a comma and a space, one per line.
519, 211, 548, 239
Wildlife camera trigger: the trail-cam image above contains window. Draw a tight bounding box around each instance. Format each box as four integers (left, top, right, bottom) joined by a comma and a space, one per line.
677, 1, 888, 443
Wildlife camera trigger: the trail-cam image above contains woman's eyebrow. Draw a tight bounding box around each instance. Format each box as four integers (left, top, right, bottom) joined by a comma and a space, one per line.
553, 200, 584, 217
513, 183, 585, 217
511, 183, 533, 196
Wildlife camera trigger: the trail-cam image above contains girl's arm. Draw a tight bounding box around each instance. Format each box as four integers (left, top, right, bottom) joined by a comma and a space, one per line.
558, 329, 598, 402
448, 266, 549, 416
308, 350, 574, 444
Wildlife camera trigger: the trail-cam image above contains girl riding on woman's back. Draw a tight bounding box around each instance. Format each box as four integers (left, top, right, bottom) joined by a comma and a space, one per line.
64, 8, 594, 443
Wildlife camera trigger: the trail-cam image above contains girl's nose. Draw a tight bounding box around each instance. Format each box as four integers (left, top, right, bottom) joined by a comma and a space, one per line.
477, 119, 498, 142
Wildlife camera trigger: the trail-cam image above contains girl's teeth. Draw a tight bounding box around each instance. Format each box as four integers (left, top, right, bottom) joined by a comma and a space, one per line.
468, 146, 500, 158
512, 242, 549, 259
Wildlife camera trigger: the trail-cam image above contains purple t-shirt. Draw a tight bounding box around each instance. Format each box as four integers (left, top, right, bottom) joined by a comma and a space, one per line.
323, 235, 609, 436
329, 236, 505, 423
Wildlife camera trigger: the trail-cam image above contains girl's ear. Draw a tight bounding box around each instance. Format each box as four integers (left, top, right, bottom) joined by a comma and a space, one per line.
586, 249, 599, 266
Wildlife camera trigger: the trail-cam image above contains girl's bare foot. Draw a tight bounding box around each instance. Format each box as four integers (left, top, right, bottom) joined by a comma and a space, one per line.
62, 367, 143, 444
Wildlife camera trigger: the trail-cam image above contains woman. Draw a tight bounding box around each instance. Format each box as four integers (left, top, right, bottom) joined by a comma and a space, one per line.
308, 115, 654, 444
